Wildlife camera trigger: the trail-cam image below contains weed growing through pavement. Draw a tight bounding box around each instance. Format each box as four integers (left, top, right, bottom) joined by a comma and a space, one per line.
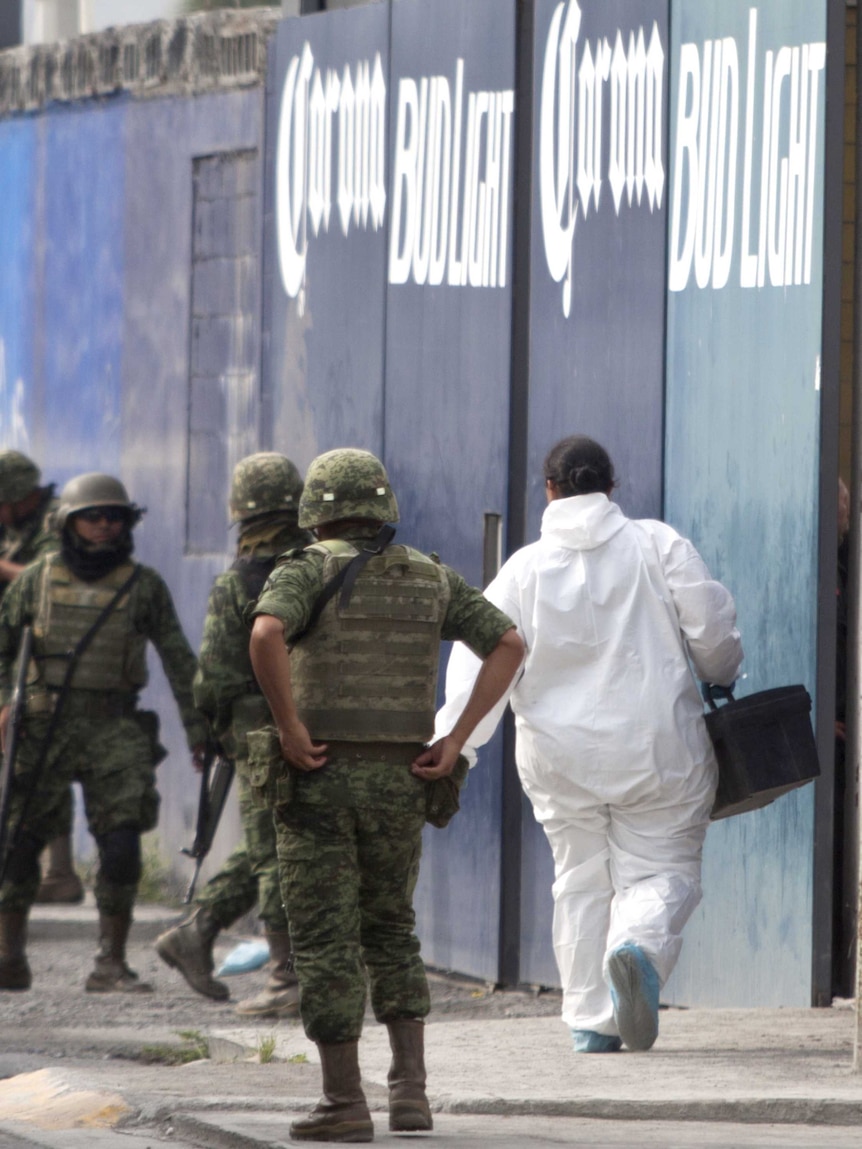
139, 1030, 210, 1066
257, 1034, 278, 1063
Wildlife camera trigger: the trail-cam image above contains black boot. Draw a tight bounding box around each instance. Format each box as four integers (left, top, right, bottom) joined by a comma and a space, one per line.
387, 1019, 432, 1132
289, 1039, 374, 1142
0, 912, 31, 991
155, 906, 228, 1000
86, 913, 153, 993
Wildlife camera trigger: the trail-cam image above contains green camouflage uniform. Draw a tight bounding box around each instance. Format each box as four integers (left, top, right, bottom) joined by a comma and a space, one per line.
0, 492, 59, 599
0, 554, 206, 917
192, 522, 309, 932
249, 525, 514, 1044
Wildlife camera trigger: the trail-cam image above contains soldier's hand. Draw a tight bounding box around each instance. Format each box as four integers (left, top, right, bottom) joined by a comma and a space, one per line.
411, 736, 460, 780
278, 721, 328, 772
0, 705, 9, 753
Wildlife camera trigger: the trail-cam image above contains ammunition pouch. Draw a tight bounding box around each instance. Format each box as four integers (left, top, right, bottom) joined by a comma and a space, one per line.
247, 725, 295, 810
134, 708, 168, 767
424, 754, 470, 829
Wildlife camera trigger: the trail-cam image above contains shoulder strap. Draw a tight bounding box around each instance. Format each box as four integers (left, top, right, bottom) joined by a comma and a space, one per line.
289, 525, 396, 645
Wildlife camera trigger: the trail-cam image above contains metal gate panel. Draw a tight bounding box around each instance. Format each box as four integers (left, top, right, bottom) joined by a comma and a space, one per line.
663, 0, 827, 1006
262, 4, 390, 470
519, 0, 670, 989
121, 90, 266, 883
385, 0, 517, 982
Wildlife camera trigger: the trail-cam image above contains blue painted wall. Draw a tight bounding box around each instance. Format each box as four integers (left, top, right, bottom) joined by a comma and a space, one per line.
519, 0, 671, 987
0, 121, 36, 455
663, 0, 827, 1005
0, 0, 838, 1002
385, 0, 516, 981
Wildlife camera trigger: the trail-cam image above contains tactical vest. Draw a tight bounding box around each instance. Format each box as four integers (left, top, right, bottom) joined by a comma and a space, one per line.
34, 555, 146, 692
290, 540, 451, 742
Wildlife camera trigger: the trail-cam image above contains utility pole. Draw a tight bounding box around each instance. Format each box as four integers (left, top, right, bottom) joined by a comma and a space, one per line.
853, 0, 862, 1074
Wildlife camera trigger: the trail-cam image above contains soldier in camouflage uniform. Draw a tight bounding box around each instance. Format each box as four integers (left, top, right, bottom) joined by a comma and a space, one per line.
0, 449, 83, 906
247, 448, 524, 1143
156, 452, 310, 1017
0, 450, 58, 589
0, 473, 207, 994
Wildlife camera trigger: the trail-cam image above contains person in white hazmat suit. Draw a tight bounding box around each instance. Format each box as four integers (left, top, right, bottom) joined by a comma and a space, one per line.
430, 436, 744, 1053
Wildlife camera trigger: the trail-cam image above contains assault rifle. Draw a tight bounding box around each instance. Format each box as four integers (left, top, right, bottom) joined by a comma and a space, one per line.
181, 741, 234, 903
0, 627, 34, 884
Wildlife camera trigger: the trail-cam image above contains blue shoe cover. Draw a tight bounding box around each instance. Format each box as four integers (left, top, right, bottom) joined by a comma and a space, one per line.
606, 943, 660, 1052
571, 1029, 622, 1053
215, 939, 270, 977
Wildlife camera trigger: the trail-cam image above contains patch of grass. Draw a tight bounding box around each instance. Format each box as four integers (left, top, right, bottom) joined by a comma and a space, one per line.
287, 1052, 308, 1065
139, 1030, 209, 1066
257, 1034, 278, 1064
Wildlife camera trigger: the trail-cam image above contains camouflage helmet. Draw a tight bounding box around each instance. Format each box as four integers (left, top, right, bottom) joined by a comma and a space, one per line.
298, 448, 399, 529
55, 473, 140, 530
0, 450, 40, 504
229, 452, 303, 523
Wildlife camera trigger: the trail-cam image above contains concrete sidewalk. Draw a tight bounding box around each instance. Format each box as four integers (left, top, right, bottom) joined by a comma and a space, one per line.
3, 900, 861, 1145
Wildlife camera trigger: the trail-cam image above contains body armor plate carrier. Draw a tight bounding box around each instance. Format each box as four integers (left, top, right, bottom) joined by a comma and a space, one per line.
290, 541, 450, 742
34, 555, 146, 692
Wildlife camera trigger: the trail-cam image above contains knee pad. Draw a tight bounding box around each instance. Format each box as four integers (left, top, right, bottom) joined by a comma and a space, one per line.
4, 831, 44, 885
97, 826, 142, 886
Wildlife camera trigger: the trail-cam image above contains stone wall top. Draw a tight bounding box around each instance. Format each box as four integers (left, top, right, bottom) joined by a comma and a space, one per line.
0, 7, 280, 118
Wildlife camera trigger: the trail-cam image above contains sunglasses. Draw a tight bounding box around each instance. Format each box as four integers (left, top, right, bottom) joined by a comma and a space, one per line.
76, 507, 128, 524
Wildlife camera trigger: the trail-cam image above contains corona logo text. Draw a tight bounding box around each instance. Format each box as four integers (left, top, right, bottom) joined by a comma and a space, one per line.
540, 1, 665, 317
276, 43, 387, 312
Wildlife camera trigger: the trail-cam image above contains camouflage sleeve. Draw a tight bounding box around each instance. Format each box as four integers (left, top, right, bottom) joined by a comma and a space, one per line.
135, 567, 208, 748
28, 520, 59, 561
193, 570, 256, 729
0, 562, 41, 705
245, 552, 324, 640
440, 566, 517, 658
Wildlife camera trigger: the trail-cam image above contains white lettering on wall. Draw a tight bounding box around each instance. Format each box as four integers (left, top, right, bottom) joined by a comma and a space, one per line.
388, 60, 515, 288
668, 8, 826, 292
276, 43, 387, 313
539, 0, 665, 317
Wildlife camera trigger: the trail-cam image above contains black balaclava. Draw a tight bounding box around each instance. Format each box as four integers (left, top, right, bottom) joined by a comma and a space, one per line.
62, 515, 136, 583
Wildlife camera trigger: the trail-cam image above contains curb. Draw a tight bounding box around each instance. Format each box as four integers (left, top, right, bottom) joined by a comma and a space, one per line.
155, 1093, 862, 1146
440, 1096, 862, 1125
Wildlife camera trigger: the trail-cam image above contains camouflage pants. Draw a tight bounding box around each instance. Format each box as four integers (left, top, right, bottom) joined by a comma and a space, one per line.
275, 745, 430, 1045
0, 705, 159, 917
195, 763, 287, 932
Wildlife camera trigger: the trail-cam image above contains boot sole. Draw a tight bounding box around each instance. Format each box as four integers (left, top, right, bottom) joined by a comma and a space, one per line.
289, 1121, 374, 1142
155, 939, 229, 1001
390, 1108, 433, 1132
234, 1003, 300, 1019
